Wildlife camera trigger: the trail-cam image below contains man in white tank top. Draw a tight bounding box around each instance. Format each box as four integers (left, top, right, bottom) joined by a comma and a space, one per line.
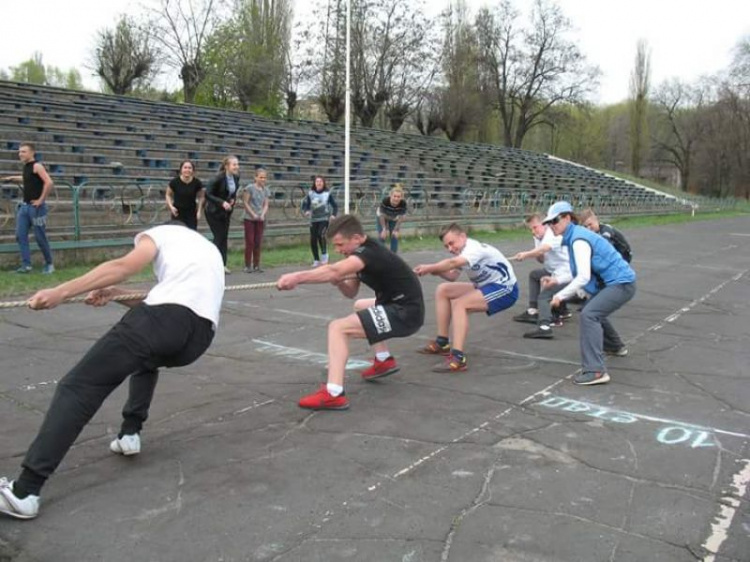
0, 221, 224, 520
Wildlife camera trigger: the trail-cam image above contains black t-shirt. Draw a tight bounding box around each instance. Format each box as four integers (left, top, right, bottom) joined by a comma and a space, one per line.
353, 238, 423, 307
169, 177, 204, 213
22, 160, 45, 202
600, 223, 632, 263
379, 196, 407, 220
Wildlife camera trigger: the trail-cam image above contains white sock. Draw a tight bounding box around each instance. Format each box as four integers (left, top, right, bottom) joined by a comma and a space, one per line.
375, 351, 391, 361
327, 383, 343, 397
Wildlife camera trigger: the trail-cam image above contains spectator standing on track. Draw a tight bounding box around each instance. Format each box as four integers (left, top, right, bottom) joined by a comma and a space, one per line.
165, 160, 205, 231
277, 215, 424, 411
414, 223, 518, 372
511, 213, 572, 339
302, 175, 338, 267
376, 184, 408, 253
242, 168, 270, 273
0, 221, 224, 520
545, 202, 636, 386
1, 142, 55, 274
205, 156, 240, 273
578, 208, 633, 263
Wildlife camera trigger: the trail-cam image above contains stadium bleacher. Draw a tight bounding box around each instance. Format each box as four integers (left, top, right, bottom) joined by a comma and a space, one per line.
0, 80, 683, 254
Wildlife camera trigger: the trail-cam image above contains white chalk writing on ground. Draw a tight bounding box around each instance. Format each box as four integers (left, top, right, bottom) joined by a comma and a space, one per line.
252, 339, 371, 370
534, 395, 750, 449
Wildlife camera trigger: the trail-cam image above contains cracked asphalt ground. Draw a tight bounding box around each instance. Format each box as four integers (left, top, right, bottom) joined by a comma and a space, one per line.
1, 216, 749, 562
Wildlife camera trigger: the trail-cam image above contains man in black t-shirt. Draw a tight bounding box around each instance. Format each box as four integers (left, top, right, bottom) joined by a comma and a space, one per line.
1, 142, 55, 274
277, 215, 424, 410
579, 208, 633, 263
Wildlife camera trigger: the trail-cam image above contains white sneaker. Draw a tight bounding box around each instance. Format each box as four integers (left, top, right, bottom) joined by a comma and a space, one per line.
0, 478, 40, 519
321, 254, 329, 264
312, 260, 320, 268
110, 434, 141, 456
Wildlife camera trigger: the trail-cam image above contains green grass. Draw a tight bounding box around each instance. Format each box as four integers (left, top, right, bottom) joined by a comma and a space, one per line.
0, 209, 746, 299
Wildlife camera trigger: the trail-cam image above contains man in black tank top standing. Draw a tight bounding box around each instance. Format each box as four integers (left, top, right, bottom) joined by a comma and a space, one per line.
277, 215, 425, 410
1, 142, 55, 274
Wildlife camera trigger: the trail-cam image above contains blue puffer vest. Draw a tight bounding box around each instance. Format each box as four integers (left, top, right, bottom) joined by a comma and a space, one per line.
562, 224, 636, 296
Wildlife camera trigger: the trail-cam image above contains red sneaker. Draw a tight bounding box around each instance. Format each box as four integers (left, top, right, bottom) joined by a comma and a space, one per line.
361, 356, 400, 381
298, 385, 350, 410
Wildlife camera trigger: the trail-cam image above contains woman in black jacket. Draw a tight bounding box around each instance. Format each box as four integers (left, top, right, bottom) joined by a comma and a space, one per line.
205, 155, 240, 273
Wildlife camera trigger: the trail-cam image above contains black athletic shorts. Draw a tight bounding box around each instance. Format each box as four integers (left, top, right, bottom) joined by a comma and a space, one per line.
357, 302, 425, 345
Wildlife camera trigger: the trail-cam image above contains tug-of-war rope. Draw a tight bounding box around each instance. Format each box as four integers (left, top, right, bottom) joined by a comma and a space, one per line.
0, 280, 285, 309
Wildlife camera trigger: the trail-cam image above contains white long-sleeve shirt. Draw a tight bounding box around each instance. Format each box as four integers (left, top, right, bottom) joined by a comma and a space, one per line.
554, 239, 592, 301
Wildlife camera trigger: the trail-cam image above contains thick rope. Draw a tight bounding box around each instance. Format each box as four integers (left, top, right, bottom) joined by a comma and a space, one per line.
0, 276, 360, 310
0, 280, 282, 310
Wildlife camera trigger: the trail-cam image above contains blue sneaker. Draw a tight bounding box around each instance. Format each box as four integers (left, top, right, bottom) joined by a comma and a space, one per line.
15, 265, 32, 274
42, 264, 55, 275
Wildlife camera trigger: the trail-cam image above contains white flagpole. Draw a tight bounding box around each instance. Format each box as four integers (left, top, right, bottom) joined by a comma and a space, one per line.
344, 0, 351, 214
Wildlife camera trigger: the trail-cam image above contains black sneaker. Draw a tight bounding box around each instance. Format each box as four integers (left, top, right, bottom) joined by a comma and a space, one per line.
605, 347, 628, 357
513, 310, 539, 324
557, 307, 572, 320
523, 326, 554, 339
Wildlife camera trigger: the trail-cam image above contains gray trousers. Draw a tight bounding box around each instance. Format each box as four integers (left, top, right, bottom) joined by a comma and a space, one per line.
539, 281, 570, 326
579, 282, 636, 373
527, 268, 550, 308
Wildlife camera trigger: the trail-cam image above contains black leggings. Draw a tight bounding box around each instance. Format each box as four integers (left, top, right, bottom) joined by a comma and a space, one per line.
21, 304, 215, 490
310, 221, 328, 261
206, 212, 231, 264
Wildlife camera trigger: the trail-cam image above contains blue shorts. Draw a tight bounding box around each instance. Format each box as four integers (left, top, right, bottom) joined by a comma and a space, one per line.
480, 283, 519, 316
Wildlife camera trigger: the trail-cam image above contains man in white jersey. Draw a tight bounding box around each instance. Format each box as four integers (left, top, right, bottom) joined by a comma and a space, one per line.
511, 213, 572, 339
414, 223, 518, 372
0, 220, 224, 520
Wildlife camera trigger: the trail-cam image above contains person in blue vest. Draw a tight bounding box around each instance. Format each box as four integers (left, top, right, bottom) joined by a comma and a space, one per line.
544, 201, 636, 386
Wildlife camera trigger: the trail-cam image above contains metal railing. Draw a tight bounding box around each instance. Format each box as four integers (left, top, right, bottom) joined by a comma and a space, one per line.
0, 179, 735, 250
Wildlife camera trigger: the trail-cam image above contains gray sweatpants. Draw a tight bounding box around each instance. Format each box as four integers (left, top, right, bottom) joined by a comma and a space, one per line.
538, 281, 570, 326
527, 268, 550, 308
579, 282, 636, 373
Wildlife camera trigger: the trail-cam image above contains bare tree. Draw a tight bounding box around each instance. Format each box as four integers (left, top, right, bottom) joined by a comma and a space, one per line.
475, 0, 599, 148
439, 0, 482, 141
629, 39, 651, 176
651, 79, 709, 192
94, 16, 158, 95
282, 21, 315, 119
230, 0, 291, 114
383, 4, 439, 131
346, 0, 433, 129
150, 0, 224, 104
730, 35, 750, 86
411, 88, 445, 136
315, 0, 347, 123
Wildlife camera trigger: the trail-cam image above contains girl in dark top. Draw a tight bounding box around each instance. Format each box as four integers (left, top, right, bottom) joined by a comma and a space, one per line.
301, 175, 338, 267
205, 155, 240, 273
376, 184, 408, 253
166, 160, 205, 231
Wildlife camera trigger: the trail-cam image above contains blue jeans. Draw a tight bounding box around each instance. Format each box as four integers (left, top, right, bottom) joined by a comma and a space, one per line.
376, 219, 399, 252
16, 202, 53, 267
579, 282, 636, 373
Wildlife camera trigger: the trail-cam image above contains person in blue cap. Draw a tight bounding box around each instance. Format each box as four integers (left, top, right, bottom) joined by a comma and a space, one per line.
543, 201, 636, 385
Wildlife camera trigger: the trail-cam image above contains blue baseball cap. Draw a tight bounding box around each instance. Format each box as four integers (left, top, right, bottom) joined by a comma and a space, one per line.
542, 201, 574, 224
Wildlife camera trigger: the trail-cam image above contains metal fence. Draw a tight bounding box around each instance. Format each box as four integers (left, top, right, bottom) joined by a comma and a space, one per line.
0, 178, 737, 250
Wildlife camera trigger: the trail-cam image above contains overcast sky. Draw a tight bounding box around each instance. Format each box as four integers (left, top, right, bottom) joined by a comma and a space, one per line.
0, 0, 748, 104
